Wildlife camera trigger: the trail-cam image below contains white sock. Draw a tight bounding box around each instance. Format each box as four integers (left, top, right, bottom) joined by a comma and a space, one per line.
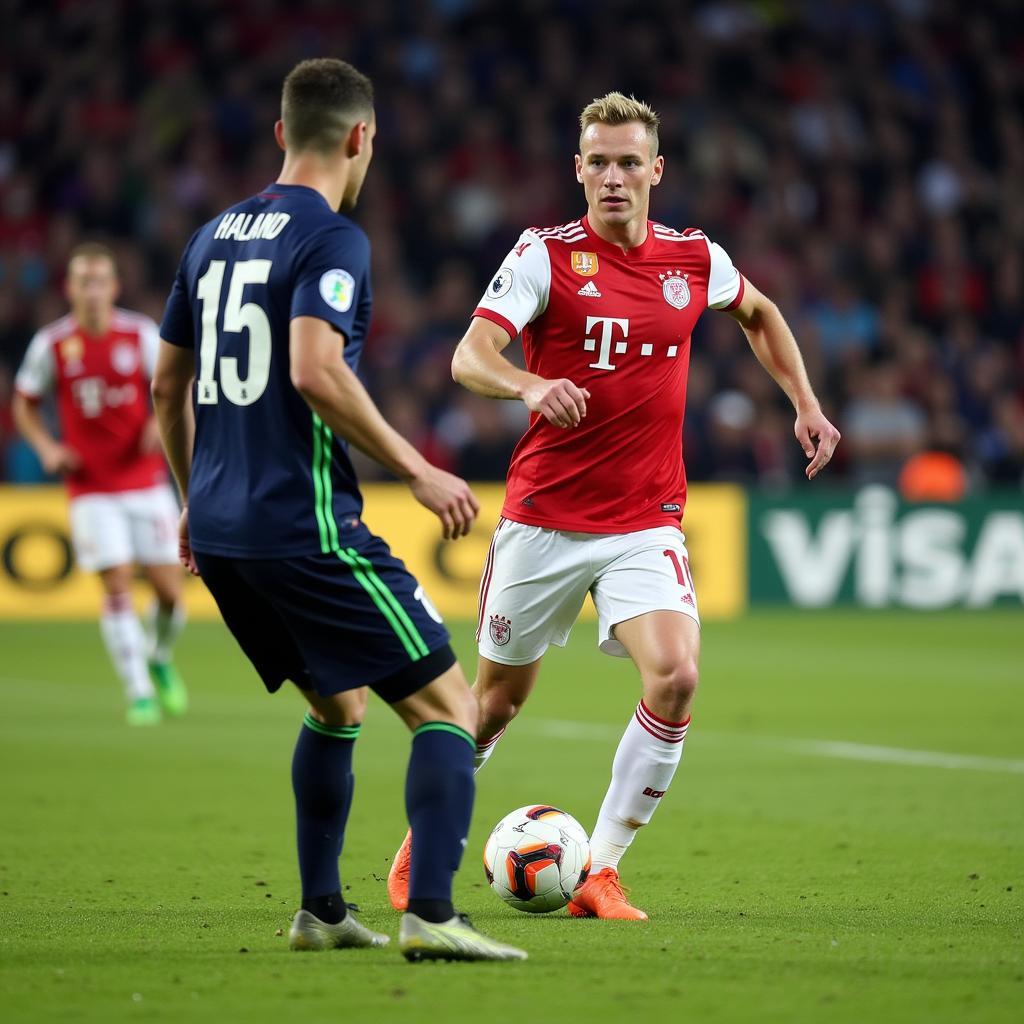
101, 595, 155, 701
474, 725, 507, 774
588, 701, 690, 872
147, 600, 186, 664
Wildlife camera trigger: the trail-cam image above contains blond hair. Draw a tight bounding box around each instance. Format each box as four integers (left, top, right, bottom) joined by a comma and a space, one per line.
68, 241, 117, 275
579, 92, 660, 155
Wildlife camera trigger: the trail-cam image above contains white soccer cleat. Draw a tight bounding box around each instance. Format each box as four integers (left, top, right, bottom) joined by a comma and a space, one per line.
288, 907, 390, 951
399, 912, 528, 962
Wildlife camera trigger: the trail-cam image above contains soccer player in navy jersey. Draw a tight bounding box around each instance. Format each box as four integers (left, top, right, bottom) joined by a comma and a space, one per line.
151, 58, 525, 962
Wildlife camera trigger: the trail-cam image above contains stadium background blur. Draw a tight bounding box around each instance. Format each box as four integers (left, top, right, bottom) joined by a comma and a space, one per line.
2, 0, 1023, 495
2, 5, 1022, 1021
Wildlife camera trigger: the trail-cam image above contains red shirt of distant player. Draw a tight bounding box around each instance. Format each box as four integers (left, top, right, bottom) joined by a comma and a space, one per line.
14, 309, 166, 498
473, 214, 745, 533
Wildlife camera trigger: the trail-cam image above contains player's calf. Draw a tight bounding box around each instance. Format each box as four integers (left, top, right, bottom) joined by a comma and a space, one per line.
291, 699, 363, 934
472, 656, 542, 772
98, 586, 159, 722
387, 663, 477, 920
588, 699, 691, 875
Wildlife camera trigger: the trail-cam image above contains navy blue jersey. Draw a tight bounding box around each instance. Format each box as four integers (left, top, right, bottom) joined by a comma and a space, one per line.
160, 183, 372, 557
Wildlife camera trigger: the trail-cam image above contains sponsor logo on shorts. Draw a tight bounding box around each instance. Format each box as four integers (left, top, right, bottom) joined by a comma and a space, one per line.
681, 592, 695, 608
489, 614, 512, 646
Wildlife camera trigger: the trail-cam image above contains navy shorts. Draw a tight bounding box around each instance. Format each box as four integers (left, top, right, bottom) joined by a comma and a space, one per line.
193, 522, 455, 702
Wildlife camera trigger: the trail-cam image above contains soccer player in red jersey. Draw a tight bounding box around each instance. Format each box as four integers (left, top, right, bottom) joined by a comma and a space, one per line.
13, 243, 189, 725
389, 93, 840, 919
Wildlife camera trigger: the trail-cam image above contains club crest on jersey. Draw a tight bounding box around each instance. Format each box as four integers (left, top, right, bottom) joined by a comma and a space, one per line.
660, 270, 691, 309
489, 614, 512, 646
571, 251, 599, 277
111, 342, 139, 376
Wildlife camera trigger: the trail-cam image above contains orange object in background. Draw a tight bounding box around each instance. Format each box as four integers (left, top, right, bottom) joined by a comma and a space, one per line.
899, 451, 968, 502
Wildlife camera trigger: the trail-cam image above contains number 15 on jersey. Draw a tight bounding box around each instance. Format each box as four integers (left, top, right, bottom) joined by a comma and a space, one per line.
196, 259, 273, 406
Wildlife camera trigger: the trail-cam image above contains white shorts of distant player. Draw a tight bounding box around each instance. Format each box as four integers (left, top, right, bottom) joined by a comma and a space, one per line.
477, 519, 699, 665
68, 484, 180, 572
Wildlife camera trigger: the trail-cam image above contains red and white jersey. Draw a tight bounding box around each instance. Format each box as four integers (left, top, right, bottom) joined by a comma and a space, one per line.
473, 214, 744, 533
15, 308, 167, 498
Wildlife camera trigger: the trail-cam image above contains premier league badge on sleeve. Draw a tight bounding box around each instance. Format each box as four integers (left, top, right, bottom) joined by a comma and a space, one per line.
489, 267, 515, 298
660, 270, 691, 309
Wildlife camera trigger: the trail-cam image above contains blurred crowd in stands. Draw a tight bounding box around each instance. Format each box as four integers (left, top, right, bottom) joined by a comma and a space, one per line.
2, 0, 1023, 494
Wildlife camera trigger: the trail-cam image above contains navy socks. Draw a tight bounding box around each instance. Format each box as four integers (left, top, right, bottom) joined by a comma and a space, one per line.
292, 712, 359, 924
405, 722, 476, 923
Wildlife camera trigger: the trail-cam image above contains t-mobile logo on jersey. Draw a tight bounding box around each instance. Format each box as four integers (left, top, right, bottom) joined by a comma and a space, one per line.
582, 316, 680, 371
72, 377, 138, 418
583, 316, 629, 370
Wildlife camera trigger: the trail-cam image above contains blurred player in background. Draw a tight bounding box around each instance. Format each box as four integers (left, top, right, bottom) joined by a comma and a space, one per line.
389, 93, 841, 919
152, 58, 525, 962
12, 244, 189, 726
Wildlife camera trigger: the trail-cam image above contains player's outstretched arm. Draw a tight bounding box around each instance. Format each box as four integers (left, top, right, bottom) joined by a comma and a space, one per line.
290, 316, 479, 539
726, 280, 840, 480
452, 317, 590, 429
11, 393, 81, 475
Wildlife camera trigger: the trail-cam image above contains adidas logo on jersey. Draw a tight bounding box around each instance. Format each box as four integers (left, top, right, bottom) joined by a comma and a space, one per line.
577, 280, 602, 298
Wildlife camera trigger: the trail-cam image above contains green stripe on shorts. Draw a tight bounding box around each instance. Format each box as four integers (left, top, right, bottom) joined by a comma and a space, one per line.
346, 548, 430, 658
334, 548, 423, 662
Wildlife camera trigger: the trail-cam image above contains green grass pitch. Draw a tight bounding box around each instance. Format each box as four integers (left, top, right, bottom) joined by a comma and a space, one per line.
0, 611, 1021, 1023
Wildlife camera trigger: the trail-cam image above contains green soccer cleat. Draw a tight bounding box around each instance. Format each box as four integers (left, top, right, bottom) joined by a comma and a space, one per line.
126, 697, 161, 726
399, 912, 528, 962
288, 907, 390, 951
148, 661, 188, 716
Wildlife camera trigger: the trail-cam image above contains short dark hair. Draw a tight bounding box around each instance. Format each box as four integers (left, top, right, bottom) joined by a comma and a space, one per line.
281, 58, 374, 154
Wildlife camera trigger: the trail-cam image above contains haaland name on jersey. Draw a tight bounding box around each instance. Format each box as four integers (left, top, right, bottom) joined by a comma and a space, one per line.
213, 212, 292, 242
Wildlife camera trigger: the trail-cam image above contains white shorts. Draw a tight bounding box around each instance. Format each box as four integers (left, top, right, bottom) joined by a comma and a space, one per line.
476, 518, 700, 665
69, 484, 180, 572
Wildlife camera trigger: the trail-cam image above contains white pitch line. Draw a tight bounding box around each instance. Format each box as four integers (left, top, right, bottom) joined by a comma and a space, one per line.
777, 737, 1024, 775
3, 678, 1022, 777
518, 718, 1024, 777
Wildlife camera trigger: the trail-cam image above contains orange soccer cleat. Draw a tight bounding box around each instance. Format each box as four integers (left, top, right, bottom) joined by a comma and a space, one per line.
567, 867, 649, 921
387, 829, 412, 911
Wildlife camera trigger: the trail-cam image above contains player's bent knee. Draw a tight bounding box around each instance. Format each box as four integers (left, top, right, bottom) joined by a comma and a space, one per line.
394, 663, 478, 734
645, 658, 699, 710
99, 565, 134, 596
424, 680, 477, 735
305, 687, 368, 728
479, 686, 523, 728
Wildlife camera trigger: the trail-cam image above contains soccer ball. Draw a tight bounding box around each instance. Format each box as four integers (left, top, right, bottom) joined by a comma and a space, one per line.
483, 805, 592, 913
